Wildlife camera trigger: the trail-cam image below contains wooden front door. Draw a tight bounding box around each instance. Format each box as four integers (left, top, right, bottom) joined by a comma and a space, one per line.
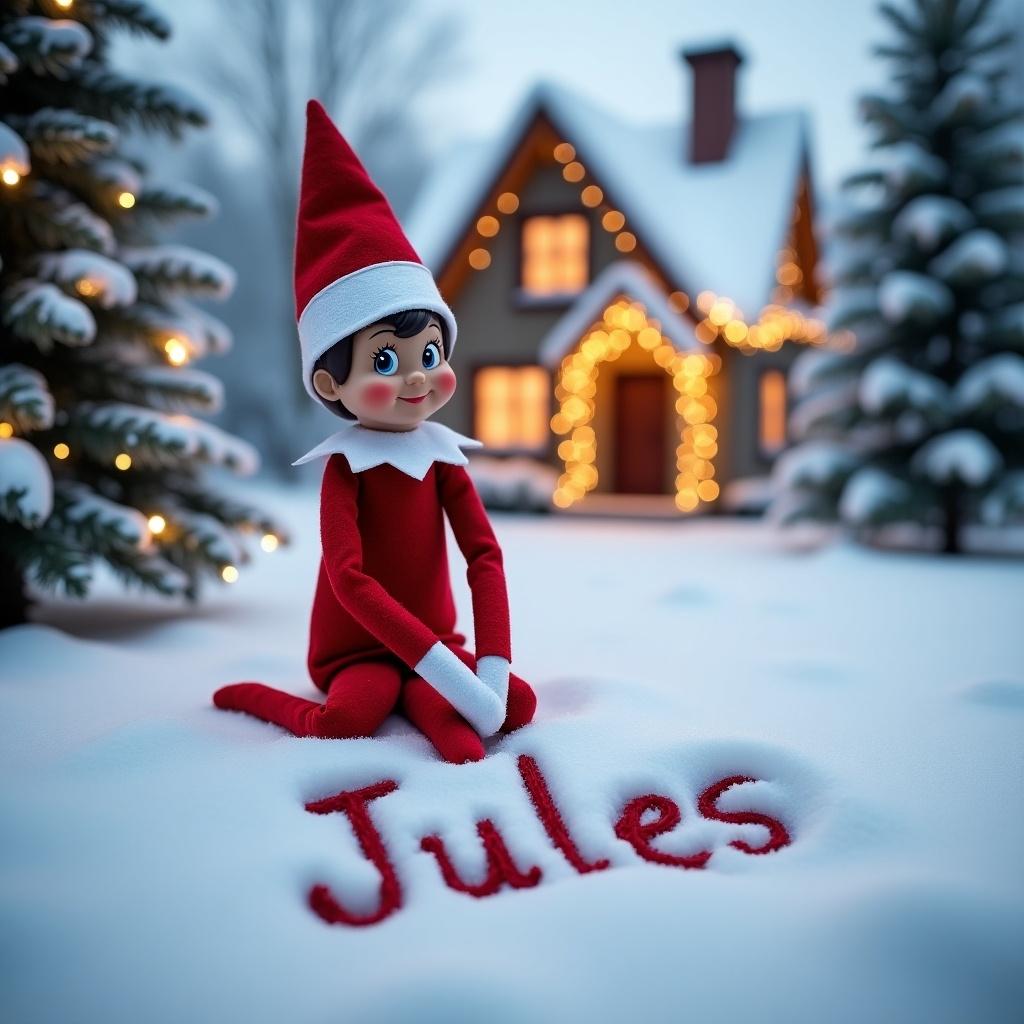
614, 374, 667, 493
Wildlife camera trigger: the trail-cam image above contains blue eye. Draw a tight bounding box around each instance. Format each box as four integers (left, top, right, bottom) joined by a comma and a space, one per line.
422, 341, 441, 370
373, 346, 399, 376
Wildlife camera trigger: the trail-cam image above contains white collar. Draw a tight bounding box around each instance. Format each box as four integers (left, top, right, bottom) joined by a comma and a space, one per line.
292, 419, 484, 480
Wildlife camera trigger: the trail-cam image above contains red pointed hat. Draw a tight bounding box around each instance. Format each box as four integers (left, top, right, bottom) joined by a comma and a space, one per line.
294, 100, 457, 399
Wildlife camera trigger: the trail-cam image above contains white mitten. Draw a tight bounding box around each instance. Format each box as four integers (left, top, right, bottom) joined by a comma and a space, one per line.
414, 642, 505, 737
475, 655, 510, 709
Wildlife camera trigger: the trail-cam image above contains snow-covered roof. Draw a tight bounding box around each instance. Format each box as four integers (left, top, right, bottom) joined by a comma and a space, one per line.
538, 260, 701, 368
405, 80, 809, 320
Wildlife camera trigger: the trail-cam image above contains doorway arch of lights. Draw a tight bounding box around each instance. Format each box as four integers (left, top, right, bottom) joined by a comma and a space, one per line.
550, 296, 721, 512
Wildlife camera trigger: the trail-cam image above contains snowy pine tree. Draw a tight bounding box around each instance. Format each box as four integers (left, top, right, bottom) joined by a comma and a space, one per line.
0, 0, 287, 627
772, 0, 1023, 554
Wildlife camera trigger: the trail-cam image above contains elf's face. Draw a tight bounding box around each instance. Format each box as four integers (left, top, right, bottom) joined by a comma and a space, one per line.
312, 315, 457, 432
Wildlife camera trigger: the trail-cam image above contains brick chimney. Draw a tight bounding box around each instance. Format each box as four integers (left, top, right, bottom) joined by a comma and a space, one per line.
681, 42, 745, 164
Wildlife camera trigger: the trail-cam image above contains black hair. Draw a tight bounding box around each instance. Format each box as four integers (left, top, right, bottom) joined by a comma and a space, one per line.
312, 308, 450, 420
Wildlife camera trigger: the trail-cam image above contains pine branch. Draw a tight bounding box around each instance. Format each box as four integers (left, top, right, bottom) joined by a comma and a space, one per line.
1, 16, 93, 79
133, 182, 218, 222
5, 108, 118, 165
3, 281, 96, 349
2, 520, 92, 598
0, 364, 55, 432
86, 0, 173, 41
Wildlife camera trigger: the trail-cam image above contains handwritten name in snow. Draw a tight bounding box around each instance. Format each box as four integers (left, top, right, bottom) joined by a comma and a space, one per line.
304, 754, 792, 927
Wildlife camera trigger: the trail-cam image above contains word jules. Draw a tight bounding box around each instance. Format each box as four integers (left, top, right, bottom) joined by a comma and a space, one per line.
304, 755, 792, 926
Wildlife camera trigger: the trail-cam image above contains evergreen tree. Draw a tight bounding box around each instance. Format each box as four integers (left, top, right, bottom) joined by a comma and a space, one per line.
0, 0, 287, 627
772, 0, 1024, 554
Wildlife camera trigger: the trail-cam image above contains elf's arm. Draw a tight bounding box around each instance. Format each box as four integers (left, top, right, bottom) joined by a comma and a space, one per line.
437, 462, 512, 706
320, 455, 504, 735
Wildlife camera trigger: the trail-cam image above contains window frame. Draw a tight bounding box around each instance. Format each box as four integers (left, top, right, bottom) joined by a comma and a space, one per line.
513, 207, 593, 310
470, 361, 552, 456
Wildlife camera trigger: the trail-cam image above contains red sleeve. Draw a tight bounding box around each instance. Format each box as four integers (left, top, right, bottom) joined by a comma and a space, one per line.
319, 455, 440, 669
437, 462, 512, 662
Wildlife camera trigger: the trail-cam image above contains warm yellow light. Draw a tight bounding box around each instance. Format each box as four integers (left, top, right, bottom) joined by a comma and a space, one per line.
580, 185, 603, 207
468, 247, 491, 270
260, 533, 279, 553
724, 320, 748, 343
114, 452, 132, 470
614, 231, 636, 253
76, 279, 100, 297
118, 191, 136, 209
53, 442, 70, 460
1, 168, 21, 187
496, 192, 519, 214
148, 514, 167, 535
0, 422, 13, 439
696, 291, 716, 313
669, 291, 690, 313
562, 161, 585, 183
709, 301, 733, 326
164, 337, 189, 365
221, 565, 239, 583
553, 142, 576, 163
55, 0, 74, 7
697, 479, 720, 501
477, 215, 500, 237
601, 210, 625, 232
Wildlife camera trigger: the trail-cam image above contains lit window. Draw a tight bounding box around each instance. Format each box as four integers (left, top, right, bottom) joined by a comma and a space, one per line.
475, 366, 549, 449
759, 369, 787, 455
521, 215, 589, 297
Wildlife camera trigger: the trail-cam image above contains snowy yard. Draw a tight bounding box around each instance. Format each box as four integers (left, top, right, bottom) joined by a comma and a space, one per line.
1, 482, 1023, 1024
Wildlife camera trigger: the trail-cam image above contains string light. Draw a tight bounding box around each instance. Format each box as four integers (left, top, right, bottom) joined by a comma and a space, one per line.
562, 161, 585, 183
580, 185, 603, 207
148, 514, 166, 535
0, 422, 13, 439
117, 191, 136, 209
601, 210, 625, 232
496, 192, 519, 214
76, 279, 100, 297
53, 442, 70, 459
614, 231, 636, 253
221, 565, 239, 583
114, 452, 132, 470
260, 533, 279, 553
551, 297, 720, 512
553, 143, 575, 163
164, 337, 189, 365
476, 215, 499, 237
468, 248, 491, 270
1, 168, 21, 187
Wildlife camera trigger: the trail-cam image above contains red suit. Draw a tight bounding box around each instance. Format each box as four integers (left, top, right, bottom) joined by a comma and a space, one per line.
214, 421, 537, 763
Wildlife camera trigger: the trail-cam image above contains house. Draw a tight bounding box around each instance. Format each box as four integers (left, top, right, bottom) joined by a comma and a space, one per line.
404, 42, 825, 515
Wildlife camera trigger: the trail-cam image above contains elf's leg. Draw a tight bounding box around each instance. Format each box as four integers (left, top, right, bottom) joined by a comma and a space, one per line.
400, 674, 486, 764
447, 646, 538, 734
213, 658, 402, 739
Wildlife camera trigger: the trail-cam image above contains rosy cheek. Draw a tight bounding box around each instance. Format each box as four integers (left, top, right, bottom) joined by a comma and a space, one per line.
436, 368, 457, 397
360, 381, 396, 408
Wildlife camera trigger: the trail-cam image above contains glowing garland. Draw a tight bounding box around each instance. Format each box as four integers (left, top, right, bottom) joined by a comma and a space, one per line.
551, 298, 720, 512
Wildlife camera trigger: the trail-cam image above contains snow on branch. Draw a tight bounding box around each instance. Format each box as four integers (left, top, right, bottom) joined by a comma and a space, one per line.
954, 353, 1024, 415
91, 0, 172, 41
911, 429, 1003, 487
981, 472, 1024, 525
859, 357, 949, 419
873, 142, 947, 193
3, 281, 96, 349
892, 195, 974, 251
839, 466, 913, 525
0, 437, 54, 527
930, 72, 988, 126
51, 481, 150, 554
878, 270, 953, 324
8, 108, 119, 165
773, 441, 858, 491
928, 229, 1008, 286
135, 182, 218, 221
0, 120, 30, 178
108, 365, 224, 414
789, 381, 861, 440
89, 157, 142, 197
0, 40, 16, 83
164, 506, 244, 567
72, 68, 208, 136
0, 364, 55, 433
2, 17, 92, 78
789, 348, 856, 399
36, 249, 137, 308
121, 245, 235, 302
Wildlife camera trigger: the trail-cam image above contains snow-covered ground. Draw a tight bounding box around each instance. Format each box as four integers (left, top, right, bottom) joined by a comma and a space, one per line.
2, 482, 1023, 1024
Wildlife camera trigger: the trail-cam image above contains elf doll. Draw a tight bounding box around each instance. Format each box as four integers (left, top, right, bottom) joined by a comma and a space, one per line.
213, 101, 537, 764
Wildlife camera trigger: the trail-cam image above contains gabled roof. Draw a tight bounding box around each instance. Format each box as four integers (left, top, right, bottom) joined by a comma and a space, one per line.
538, 261, 701, 368
404, 80, 811, 321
